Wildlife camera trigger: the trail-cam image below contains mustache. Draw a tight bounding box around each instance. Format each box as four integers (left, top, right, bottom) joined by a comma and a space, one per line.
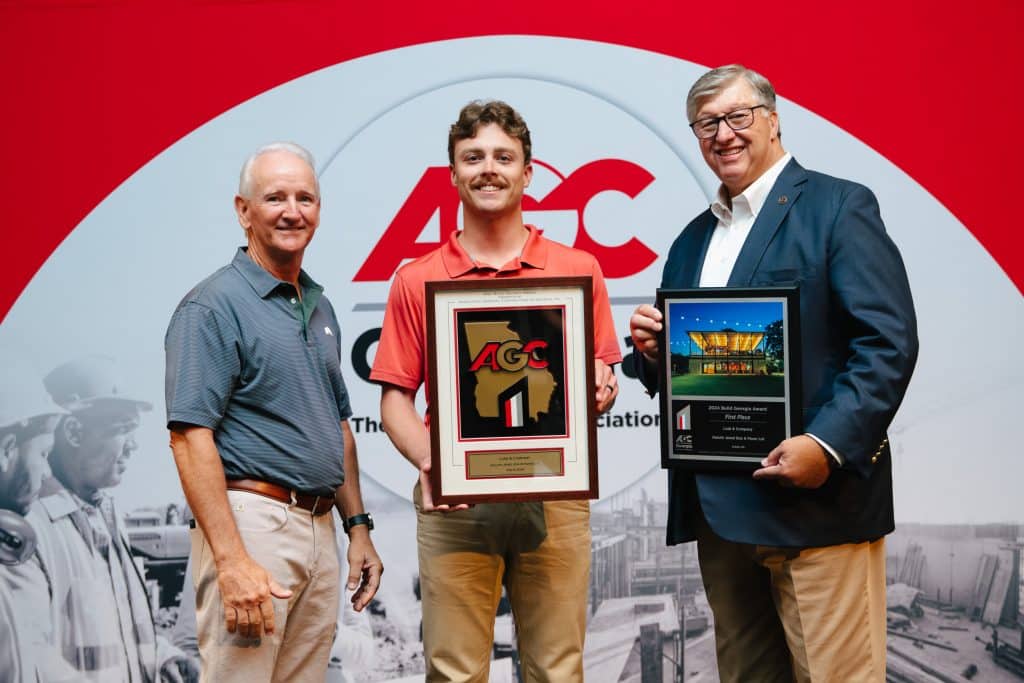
471, 178, 509, 189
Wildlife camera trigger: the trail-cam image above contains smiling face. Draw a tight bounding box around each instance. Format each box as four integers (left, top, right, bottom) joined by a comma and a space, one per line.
450, 123, 533, 221
694, 78, 784, 197
235, 150, 321, 275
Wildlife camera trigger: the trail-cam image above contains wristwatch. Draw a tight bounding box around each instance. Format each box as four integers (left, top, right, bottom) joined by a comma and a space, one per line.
342, 512, 374, 534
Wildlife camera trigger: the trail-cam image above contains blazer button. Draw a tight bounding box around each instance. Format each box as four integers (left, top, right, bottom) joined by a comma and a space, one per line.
871, 456, 879, 463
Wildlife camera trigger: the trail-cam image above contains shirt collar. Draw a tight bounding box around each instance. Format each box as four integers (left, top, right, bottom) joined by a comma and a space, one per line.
440, 224, 549, 278
36, 479, 79, 520
710, 153, 792, 224
232, 247, 322, 298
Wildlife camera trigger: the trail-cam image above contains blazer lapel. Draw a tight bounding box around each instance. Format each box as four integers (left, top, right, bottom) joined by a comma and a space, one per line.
727, 159, 807, 286
678, 212, 716, 288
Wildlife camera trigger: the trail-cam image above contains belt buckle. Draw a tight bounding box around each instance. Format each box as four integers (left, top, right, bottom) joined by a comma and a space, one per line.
289, 490, 330, 515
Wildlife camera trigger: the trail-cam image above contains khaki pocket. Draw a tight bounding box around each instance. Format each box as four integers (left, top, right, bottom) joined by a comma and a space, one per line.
227, 490, 290, 533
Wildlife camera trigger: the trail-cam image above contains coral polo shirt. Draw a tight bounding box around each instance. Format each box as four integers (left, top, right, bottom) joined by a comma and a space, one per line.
371, 225, 622, 409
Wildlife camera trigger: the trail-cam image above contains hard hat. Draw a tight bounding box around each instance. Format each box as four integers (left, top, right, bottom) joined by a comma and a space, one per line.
43, 355, 153, 413
0, 363, 66, 430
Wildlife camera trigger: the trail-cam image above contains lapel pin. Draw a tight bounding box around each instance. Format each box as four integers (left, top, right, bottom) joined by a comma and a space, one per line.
778, 195, 788, 204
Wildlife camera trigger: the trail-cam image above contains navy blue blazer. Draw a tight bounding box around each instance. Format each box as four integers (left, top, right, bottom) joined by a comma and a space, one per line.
639, 159, 918, 547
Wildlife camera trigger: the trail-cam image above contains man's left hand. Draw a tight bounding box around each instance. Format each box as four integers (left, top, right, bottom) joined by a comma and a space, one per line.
346, 530, 383, 612
753, 435, 832, 489
160, 655, 200, 683
595, 359, 618, 415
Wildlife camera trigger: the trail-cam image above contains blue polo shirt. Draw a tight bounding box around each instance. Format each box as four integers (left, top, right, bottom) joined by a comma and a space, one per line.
165, 248, 352, 495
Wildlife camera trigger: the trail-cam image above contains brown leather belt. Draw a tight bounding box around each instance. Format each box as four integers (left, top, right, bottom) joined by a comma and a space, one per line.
226, 479, 334, 516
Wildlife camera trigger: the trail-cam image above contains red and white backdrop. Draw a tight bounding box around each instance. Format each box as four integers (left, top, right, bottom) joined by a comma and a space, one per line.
3, 2, 1022, 680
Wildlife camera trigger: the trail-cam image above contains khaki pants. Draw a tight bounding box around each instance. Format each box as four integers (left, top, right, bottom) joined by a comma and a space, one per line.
695, 511, 887, 682
416, 484, 590, 683
191, 490, 340, 683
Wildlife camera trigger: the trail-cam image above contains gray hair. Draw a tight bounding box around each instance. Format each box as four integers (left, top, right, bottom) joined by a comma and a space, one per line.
686, 64, 778, 123
238, 142, 319, 198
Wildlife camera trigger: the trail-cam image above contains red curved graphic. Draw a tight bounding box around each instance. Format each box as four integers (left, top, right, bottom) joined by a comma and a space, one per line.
524, 159, 658, 278
2, 1, 1021, 319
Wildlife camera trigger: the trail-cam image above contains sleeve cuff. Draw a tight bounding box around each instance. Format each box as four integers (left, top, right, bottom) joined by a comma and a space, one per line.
806, 432, 844, 467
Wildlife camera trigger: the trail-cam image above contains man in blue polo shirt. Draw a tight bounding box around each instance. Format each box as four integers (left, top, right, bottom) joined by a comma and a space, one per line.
165, 142, 382, 682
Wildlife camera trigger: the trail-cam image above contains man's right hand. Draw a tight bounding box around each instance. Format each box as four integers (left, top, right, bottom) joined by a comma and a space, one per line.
217, 555, 293, 639
629, 304, 663, 360
418, 459, 471, 513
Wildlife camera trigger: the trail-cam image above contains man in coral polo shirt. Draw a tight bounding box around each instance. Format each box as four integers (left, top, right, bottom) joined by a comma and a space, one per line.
371, 100, 621, 682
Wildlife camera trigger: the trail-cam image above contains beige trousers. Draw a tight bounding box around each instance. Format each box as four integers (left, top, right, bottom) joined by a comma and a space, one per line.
192, 489, 340, 683
415, 483, 590, 683
696, 511, 886, 683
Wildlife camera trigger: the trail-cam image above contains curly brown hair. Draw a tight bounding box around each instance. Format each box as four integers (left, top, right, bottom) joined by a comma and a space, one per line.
448, 100, 532, 165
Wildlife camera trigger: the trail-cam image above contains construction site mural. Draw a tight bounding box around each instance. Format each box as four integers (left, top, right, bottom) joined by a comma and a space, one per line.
1, 36, 1022, 683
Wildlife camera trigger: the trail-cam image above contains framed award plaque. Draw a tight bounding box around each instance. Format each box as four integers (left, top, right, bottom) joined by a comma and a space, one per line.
656, 287, 802, 471
426, 277, 598, 504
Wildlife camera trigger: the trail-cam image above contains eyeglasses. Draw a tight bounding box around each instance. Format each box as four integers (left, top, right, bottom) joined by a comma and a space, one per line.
689, 105, 768, 139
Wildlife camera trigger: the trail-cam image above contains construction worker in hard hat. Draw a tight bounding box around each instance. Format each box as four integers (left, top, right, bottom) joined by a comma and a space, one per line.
26, 355, 198, 682
0, 361, 73, 683
0, 365, 65, 519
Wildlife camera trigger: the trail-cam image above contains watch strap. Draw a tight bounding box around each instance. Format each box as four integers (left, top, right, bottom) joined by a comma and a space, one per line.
343, 512, 373, 533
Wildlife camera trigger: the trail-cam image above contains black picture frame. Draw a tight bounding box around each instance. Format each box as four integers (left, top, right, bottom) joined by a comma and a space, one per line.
656, 287, 802, 471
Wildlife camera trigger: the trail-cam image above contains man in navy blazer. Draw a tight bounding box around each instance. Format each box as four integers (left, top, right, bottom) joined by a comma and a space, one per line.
630, 65, 918, 682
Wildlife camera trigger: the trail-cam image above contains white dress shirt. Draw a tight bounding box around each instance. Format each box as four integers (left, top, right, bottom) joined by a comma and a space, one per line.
699, 153, 791, 287
698, 153, 843, 466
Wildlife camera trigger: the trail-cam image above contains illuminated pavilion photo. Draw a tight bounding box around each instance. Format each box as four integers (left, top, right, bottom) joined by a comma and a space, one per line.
666, 299, 786, 398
